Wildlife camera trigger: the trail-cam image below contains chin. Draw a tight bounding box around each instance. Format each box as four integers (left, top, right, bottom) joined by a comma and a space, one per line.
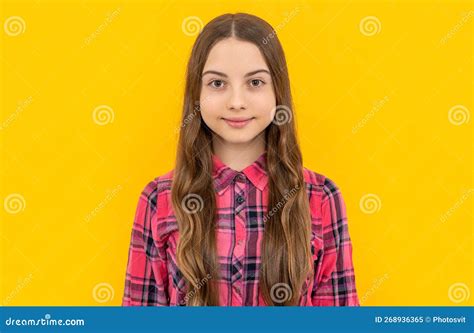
219, 133, 258, 145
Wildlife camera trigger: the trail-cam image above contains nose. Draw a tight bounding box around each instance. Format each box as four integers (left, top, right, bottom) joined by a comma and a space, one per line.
227, 86, 246, 110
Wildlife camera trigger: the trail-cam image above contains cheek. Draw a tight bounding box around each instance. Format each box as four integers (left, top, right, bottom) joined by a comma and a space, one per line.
252, 94, 276, 124
199, 98, 223, 129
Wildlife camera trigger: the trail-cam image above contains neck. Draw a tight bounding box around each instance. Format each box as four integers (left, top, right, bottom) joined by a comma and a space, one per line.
212, 132, 266, 171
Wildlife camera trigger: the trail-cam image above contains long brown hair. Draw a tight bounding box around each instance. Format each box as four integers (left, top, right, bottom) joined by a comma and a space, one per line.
171, 13, 312, 306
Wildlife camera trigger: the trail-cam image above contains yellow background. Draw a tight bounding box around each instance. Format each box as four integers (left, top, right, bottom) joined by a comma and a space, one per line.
1, 0, 472, 306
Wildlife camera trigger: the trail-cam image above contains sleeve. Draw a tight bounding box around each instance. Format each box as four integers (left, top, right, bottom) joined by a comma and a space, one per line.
122, 180, 169, 306
311, 177, 359, 306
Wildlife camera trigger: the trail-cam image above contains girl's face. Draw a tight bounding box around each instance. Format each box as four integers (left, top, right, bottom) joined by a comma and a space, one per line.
200, 37, 276, 145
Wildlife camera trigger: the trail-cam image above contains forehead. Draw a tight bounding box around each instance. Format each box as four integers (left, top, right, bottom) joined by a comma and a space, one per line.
202, 38, 269, 75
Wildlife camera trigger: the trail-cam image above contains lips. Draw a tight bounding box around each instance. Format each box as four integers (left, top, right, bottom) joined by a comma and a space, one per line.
222, 117, 254, 129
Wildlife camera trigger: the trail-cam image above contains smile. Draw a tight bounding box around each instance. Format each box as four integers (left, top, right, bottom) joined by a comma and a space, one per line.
222, 117, 254, 128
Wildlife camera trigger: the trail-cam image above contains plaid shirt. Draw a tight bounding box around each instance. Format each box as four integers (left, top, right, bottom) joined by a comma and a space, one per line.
122, 152, 359, 306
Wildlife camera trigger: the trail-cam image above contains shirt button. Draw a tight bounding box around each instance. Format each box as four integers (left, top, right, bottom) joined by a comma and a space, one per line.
237, 240, 243, 246
236, 195, 245, 204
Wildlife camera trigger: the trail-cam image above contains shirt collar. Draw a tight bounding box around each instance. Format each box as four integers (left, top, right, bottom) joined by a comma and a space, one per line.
212, 152, 268, 195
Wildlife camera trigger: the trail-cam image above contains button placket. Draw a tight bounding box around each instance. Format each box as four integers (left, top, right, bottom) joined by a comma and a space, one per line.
232, 173, 247, 304
234, 173, 246, 213
233, 174, 247, 254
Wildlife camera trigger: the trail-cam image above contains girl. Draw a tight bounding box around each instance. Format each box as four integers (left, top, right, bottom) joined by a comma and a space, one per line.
122, 13, 359, 306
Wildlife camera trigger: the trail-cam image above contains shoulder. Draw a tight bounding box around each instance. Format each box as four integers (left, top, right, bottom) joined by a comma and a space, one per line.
135, 170, 177, 246
302, 167, 342, 200
137, 170, 174, 209
303, 168, 349, 248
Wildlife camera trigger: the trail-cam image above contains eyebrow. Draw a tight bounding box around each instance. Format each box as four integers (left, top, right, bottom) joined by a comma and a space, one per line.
201, 69, 271, 78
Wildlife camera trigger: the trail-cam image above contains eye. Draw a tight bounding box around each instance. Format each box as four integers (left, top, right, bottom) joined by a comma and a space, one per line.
249, 79, 265, 88
208, 80, 225, 89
